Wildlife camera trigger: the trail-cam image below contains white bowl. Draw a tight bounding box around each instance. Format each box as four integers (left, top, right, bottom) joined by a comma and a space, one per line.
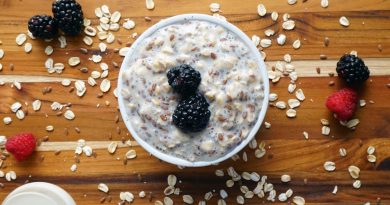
118, 14, 269, 167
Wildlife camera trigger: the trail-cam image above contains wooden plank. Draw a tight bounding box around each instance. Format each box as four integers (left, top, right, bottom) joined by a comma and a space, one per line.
1, 138, 390, 204
0, 76, 389, 141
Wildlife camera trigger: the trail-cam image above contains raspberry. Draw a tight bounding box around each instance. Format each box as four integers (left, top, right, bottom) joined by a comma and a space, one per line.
325, 88, 358, 121
5, 133, 36, 161
167, 64, 201, 96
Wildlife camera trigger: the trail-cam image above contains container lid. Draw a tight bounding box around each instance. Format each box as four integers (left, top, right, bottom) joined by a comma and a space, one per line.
2, 182, 76, 205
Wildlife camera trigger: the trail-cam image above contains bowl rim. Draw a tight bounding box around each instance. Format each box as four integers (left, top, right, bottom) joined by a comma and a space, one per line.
117, 13, 269, 167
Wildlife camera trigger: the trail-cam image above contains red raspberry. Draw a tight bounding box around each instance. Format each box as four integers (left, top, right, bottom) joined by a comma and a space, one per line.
5, 133, 36, 161
325, 88, 358, 121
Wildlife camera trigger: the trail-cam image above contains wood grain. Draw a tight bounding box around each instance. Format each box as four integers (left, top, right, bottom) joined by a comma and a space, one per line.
0, 0, 390, 204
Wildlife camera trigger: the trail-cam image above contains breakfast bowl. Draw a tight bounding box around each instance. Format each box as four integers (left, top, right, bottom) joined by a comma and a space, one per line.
118, 14, 269, 167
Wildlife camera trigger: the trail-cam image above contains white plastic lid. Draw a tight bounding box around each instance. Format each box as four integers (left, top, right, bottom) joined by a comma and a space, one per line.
2, 182, 76, 205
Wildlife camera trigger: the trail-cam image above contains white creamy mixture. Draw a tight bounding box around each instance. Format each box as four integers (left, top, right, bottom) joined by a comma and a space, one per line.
121, 19, 265, 162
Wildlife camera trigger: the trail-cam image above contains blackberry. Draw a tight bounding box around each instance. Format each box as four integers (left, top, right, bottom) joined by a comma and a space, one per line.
167, 64, 201, 95
52, 0, 84, 35
28, 15, 58, 39
172, 93, 211, 132
336, 54, 370, 85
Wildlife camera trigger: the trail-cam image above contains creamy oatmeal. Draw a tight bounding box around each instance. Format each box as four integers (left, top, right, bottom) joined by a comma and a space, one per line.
121, 19, 265, 162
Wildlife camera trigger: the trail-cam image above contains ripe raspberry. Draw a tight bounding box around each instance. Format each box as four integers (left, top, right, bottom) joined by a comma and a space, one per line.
325, 88, 358, 121
5, 133, 36, 161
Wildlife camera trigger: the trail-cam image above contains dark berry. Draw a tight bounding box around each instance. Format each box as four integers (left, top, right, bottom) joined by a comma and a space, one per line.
167, 64, 201, 95
28, 15, 58, 39
52, 0, 84, 35
172, 93, 211, 132
336, 54, 370, 85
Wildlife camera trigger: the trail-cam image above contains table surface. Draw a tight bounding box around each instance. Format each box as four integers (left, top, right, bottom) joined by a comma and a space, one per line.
0, 0, 390, 204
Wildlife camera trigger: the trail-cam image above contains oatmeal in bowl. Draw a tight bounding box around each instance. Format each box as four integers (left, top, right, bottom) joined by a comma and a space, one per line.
118, 14, 269, 167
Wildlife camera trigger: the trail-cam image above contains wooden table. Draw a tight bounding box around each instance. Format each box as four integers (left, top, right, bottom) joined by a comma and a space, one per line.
0, 0, 390, 204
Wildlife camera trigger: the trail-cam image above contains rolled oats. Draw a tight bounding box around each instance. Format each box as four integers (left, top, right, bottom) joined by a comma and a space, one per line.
295, 89, 305, 101
292, 39, 301, 49
271, 11, 278, 21
275, 101, 287, 109
321, 0, 329, 8
100, 79, 111, 92
123, 19, 136, 30
183, 195, 194, 204
252, 35, 260, 47
288, 99, 300, 109
287, 0, 297, 5
324, 161, 336, 171
367, 146, 375, 155
64, 110, 75, 120
110, 11, 121, 23
125, 149, 137, 159
58, 36, 67, 48
3, 117, 12, 125
16, 110, 25, 120
353, 180, 361, 189
16, 33, 27, 45
107, 142, 117, 154
288, 83, 296, 93
278, 193, 287, 202
303, 131, 309, 139
277, 34, 286, 45
99, 42, 107, 52
98, 183, 109, 193
167, 174, 177, 186
282, 20, 295, 30
68, 57, 81, 67
293, 196, 305, 205
260, 39, 272, 48
257, 4, 267, 17
286, 109, 296, 118
339, 148, 347, 157
146, 0, 155, 10
209, 3, 220, 12
339, 16, 350, 27
281, 174, 291, 182
322, 126, 330, 135
367, 154, 376, 163
24, 43, 32, 53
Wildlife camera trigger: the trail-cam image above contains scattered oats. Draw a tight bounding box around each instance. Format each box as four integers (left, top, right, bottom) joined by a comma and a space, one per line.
125, 149, 137, 159
264, 29, 275, 37
64, 110, 75, 120
350, 50, 358, 56
321, 0, 329, 8
204, 192, 213, 200
248, 139, 257, 149
367, 154, 376, 163
119, 47, 130, 56
236, 195, 245, 204
92, 54, 102, 63
139, 191, 146, 198
44, 46, 54, 56
24, 42, 32, 53
70, 164, 77, 172
99, 42, 107, 52
292, 39, 301, 49
226, 179, 234, 187
61, 79, 71, 87
13, 81, 22, 90
0, 63, 2, 71
332, 185, 338, 194
83, 18, 91, 26
283, 13, 290, 21
286, 109, 297, 118
353, 180, 361, 189
54, 63, 65, 73
100, 70, 108, 78
339, 16, 350, 27
295, 89, 305, 101
278, 193, 287, 202
87, 77, 97, 86
367, 146, 375, 155
68, 57, 80, 67
269, 93, 278, 102
16, 33, 27, 45
281, 174, 291, 182
284, 54, 292, 63
260, 39, 272, 48
255, 148, 266, 158
288, 99, 300, 109
167, 174, 177, 186
288, 83, 296, 93
285, 189, 293, 198
321, 119, 329, 125
146, 0, 155, 10
164, 186, 175, 195
83, 36, 93, 46
277, 34, 286, 45
359, 99, 366, 107
83, 146, 93, 157
348, 165, 360, 179
271, 11, 278, 21
95, 7, 103, 18
58, 36, 67, 48
218, 199, 226, 205
245, 191, 254, 198
252, 35, 260, 47
100, 79, 111, 92
0, 136, 7, 146
132, 32, 138, 39
220, 189, 228, 199
163, 197, 173, 205
322, 126, 330, 136
183, 195, 194, 204
287, 0, 297, 5
16, 110, 25, 120
3, 117, 12, 125
209, 3, 220, 12
0, 49, 4, 59
293, 196, 305, 205
11, 102, 22, 112
84, 26, 97, 37
155, 200, 163, 205
257, 4, 267, 17
339, 148, 347, 157
324, 161, 336, 171
282, 20, 295, 30
264, 122, 271, 128
275, 101, 287, 109
121, 192, 134, 203
91, 71, 101, 79
123, 19, 136, 30
303, 131, 309, 139
98, 31, 108, 40
98, 183, 109, 193
111, 11, 121, 23
346, 119, 360, 128
215, 169, 224, 177
106, 32, 115, 44
5, 171, 16, 181
109, 23, 120, 31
